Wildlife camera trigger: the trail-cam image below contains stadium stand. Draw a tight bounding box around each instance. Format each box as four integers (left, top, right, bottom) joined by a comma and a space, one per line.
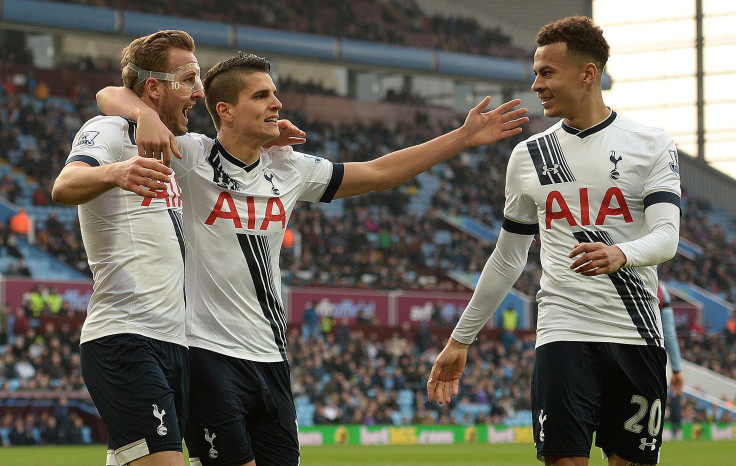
55, 0, 529, 60
0, 0, 734, 447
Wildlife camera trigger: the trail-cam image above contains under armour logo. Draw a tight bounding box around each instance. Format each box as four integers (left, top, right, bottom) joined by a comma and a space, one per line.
152, 404, 167, 436
609, 150, 622, 180
205, 428, 219, 459
538, 410, 547, 442
264, 172, 280, 195
639, 437, 657, 451
541, 164, 559, 177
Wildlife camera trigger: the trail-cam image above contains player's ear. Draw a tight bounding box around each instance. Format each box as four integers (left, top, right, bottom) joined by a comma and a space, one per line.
143, 78, 162, 99
216, 101, 233, 124
583, 62, 598, 86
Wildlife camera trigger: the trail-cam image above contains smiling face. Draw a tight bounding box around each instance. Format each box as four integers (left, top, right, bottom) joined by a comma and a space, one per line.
532, 42, 589, 123
157, 47, 204, 136
227, 71, 282, 145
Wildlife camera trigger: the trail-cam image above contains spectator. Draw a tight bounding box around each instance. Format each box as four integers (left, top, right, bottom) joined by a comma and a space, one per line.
8, 416, 38, 445
301, 301, 319, 341
725, 310, 736, 345
500, 306, 518, 351
9, 208, 31, 236
320, 308, 336, 338
44, 286, 63, 315
40, 415, 65, 444
9, 306, 30, 338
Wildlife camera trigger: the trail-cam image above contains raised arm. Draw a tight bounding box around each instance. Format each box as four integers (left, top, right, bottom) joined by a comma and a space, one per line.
52, 158, 172, 206
97, 86, 181, 164
334, 97, 528, 199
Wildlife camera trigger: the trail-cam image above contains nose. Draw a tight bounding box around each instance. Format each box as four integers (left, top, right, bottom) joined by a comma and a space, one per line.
531, 75, 542, 93
272, 96, 282, 111
192, 88, 205, 99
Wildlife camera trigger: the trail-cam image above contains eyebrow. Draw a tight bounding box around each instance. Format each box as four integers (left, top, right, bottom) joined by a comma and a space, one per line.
533, 65, 554, 75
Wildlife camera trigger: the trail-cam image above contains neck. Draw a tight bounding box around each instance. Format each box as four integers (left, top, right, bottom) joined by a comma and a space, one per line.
563, 89, 610, 130
217, 129, 262, 165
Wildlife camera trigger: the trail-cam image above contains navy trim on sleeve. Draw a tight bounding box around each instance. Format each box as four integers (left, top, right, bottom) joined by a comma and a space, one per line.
502, 218, 539, 235
319, 162, 344, 203
127, 120, 137, 145
643, 191, 681, 213
66, 155, 100, 167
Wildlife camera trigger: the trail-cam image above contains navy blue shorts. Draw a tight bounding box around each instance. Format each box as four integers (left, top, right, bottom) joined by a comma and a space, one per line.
186, 347, 299, 466
80, 334, 189, 465
531, 341, 667, 464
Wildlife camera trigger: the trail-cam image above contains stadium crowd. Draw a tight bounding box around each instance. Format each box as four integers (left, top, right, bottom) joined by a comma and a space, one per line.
2, 58, 736, 298
1, 294, 734, 447
59, 0, 528, 59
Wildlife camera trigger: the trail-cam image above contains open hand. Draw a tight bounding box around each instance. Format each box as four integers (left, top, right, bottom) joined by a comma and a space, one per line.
460, 97, 529, 149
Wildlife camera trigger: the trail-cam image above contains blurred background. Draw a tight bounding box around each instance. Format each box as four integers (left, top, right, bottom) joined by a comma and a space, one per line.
0, 0, 734, 449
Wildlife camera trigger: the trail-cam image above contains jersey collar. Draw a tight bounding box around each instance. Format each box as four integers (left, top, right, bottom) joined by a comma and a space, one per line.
213, 138, 261, 172
561, 109, 616, 139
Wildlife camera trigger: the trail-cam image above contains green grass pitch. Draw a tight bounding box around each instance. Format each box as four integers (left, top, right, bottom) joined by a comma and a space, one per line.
1, 441, 734, 465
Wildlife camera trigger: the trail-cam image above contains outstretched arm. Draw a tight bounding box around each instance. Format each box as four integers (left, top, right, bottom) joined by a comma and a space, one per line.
52, 159, 172, 205
97, 86, 181, 164
334, 97, 528, 199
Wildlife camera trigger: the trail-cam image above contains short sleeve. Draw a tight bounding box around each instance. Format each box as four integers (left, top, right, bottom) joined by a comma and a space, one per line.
174, 132, 211, 175
268, 146, 340, 203
643, 131, 681, 201
67, 117, 126, 166
503, 142, 538, 226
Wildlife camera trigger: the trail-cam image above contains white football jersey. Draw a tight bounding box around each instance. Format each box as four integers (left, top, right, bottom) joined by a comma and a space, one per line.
68, 116, 186, 345
505, 111, 681, 348
174, 134, 342, 362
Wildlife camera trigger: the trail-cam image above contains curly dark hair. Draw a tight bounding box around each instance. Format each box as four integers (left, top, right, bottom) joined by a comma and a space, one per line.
536, 16, 610, 70
203, 52, 272, 130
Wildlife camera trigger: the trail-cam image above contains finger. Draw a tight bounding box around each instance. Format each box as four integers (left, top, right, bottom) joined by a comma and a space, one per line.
162, 148, 171, 167
442, 379, 452, 403
568, 244, 587, 258
472, 96, 492, 114
452, 379, 459, 397
435, 381, 445, 404
131, 185, 158, 198
503, 108, 529, 121
427, 375, 436, 402
140, 159, 174, 175
171, 137, 183, 160
503, 116, 529, 129
495, 98, 522, 113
